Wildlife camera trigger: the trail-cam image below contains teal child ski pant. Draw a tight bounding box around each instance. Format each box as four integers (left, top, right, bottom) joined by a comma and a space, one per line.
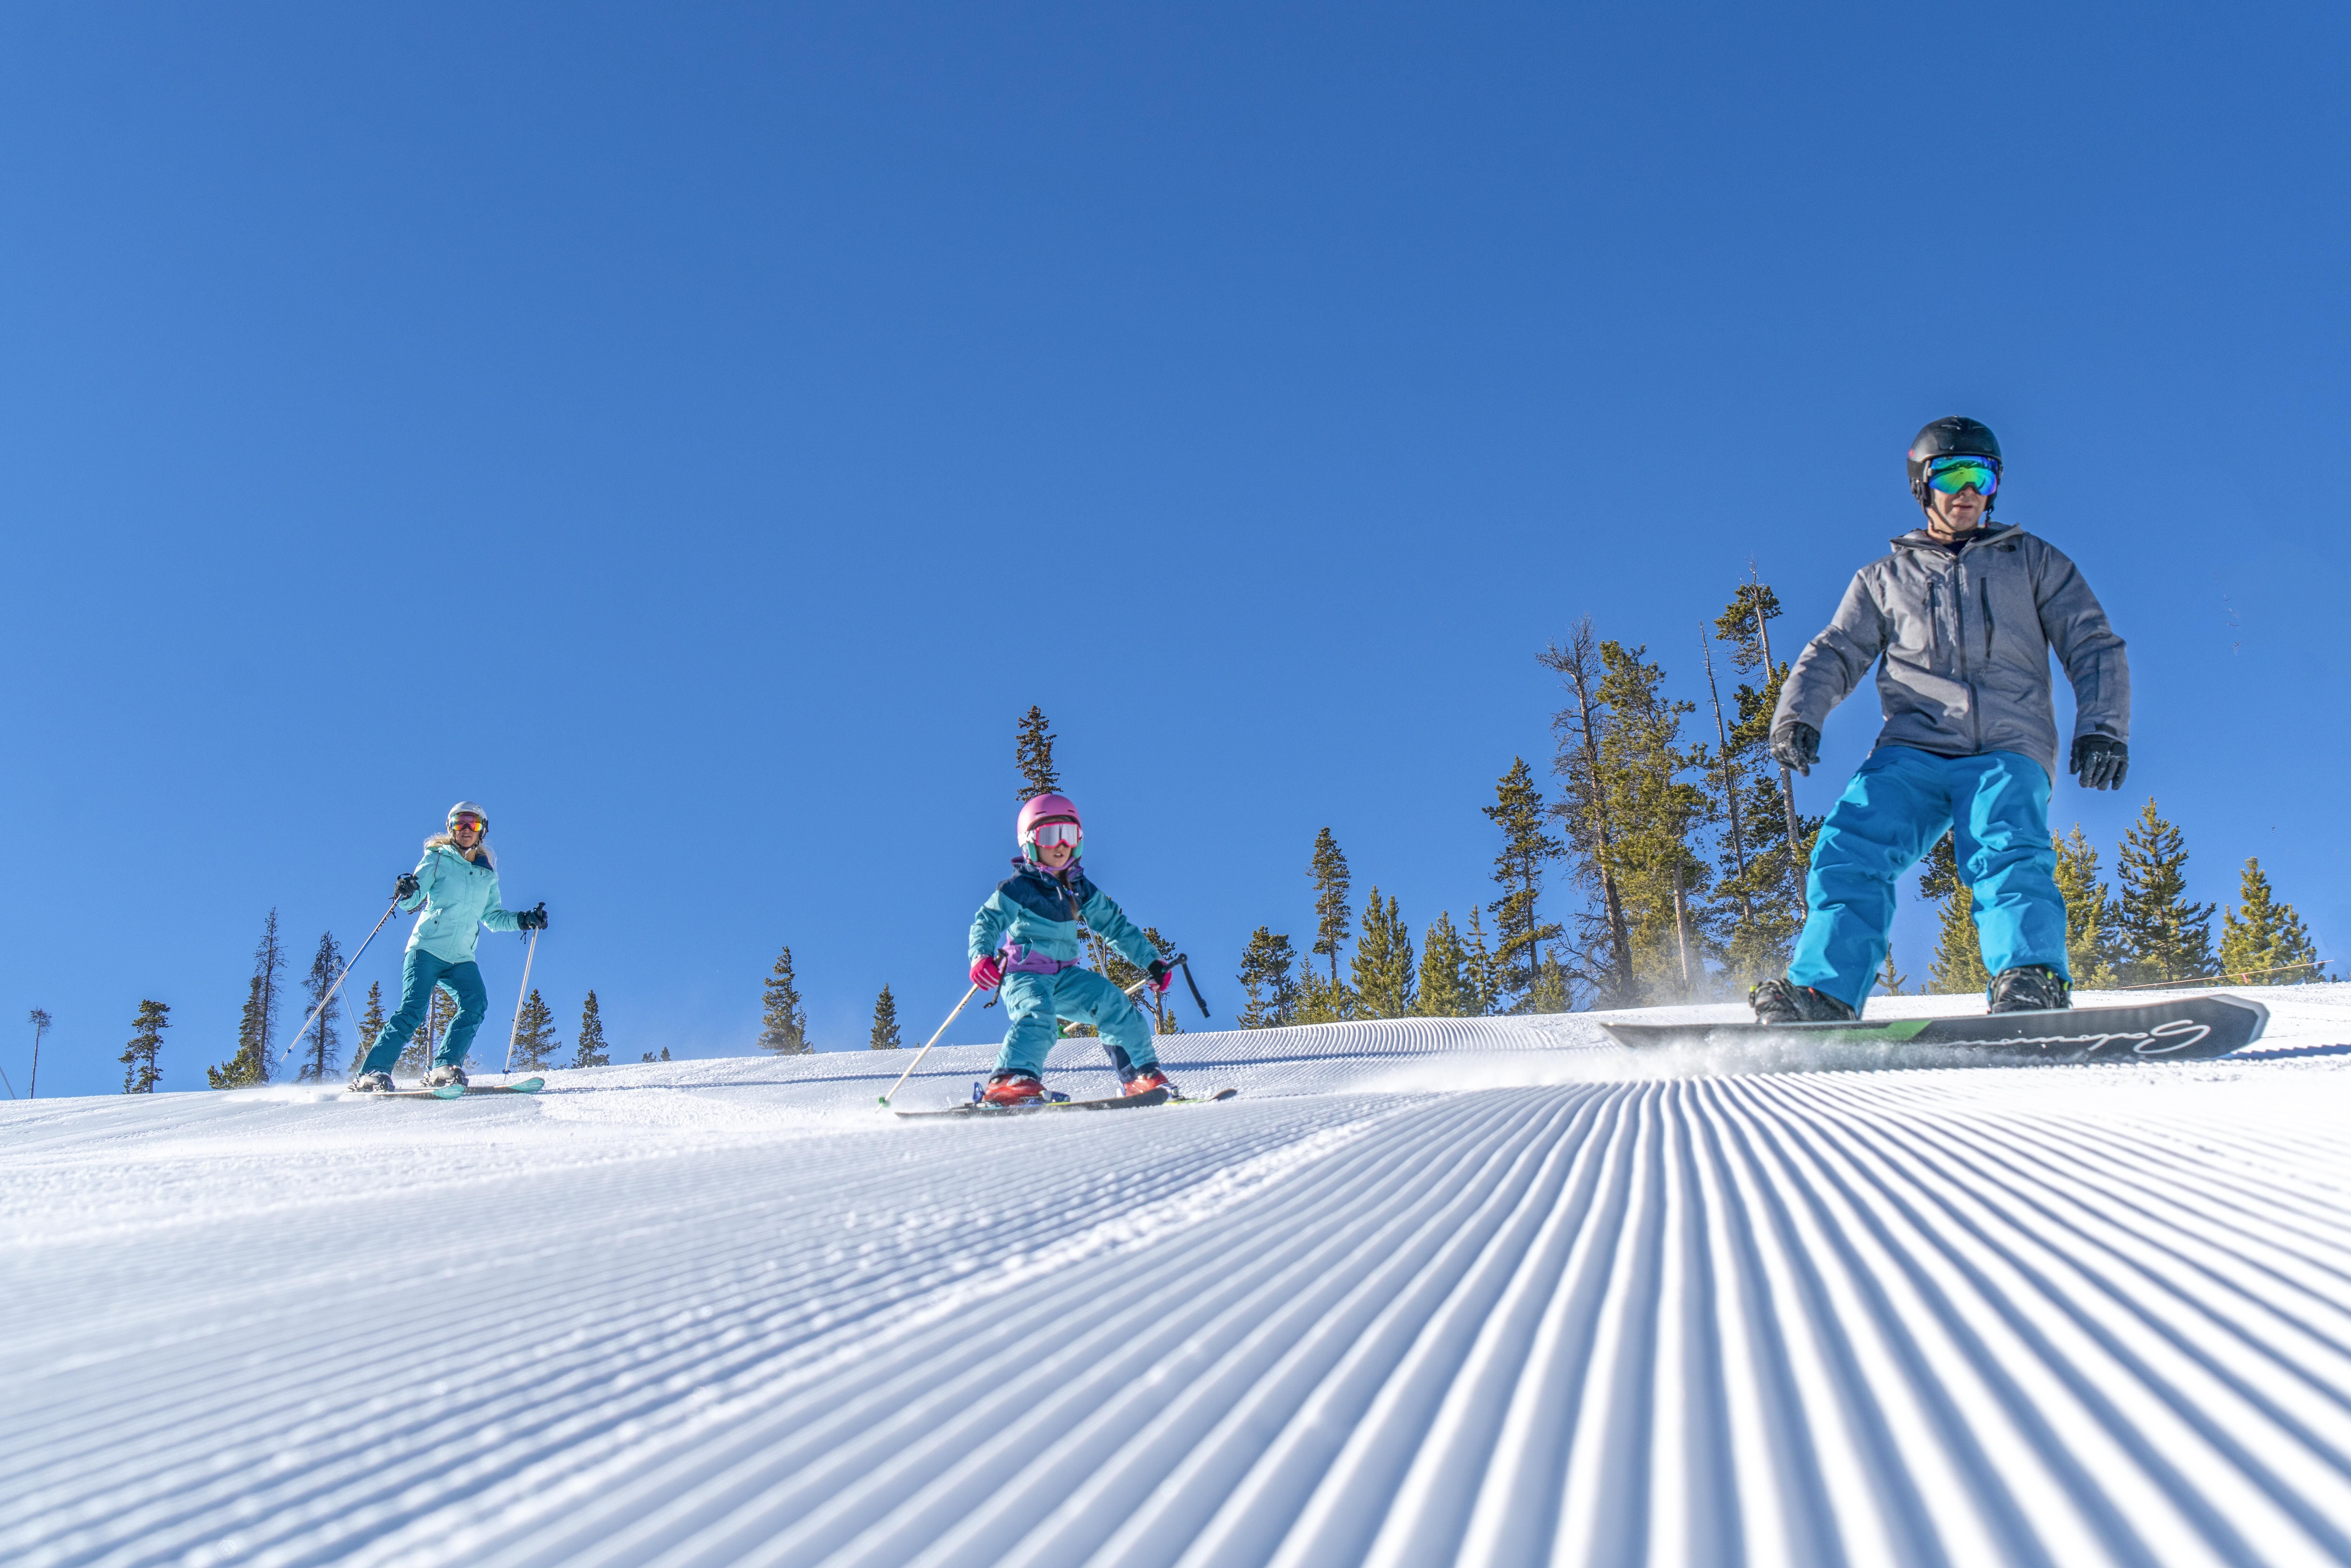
1787, 745, 2069, 1012
995, 968, 1159, 1081
358, 948, 489, 1074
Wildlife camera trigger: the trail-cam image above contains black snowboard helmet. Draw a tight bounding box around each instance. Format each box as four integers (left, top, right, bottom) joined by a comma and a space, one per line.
1906, 416, 2002, 512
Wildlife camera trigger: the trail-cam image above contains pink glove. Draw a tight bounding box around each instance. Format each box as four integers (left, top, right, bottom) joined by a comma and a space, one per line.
970, 954, 1004, 990
1148, 958, 1174, 993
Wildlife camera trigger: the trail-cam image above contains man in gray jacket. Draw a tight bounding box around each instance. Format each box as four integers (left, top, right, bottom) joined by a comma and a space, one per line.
1753, 416, 2131, 1023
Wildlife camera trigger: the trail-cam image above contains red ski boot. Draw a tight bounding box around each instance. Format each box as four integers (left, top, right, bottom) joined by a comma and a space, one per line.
1123, 1068, 1175, 1097
980, 1072, 1048, 1107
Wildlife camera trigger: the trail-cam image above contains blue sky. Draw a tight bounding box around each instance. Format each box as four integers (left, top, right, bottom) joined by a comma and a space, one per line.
3, 3, 2345, 1095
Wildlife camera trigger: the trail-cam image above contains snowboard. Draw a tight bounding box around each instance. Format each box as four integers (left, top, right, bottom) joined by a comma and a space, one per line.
463, 1077, 545, 1095
1599, 993, 2268, 1066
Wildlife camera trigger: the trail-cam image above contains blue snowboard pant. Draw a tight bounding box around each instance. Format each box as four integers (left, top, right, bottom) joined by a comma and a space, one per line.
995, 967, 1160, 1080
359, 949, 489, 1074
1787, 746, 2069, 1012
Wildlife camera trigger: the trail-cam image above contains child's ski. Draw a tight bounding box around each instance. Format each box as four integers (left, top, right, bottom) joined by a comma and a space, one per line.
1171, 1088, 1239, 1106
463, 1077, 545, 1095
895, 1086, 1174, 1119
358, 1083, 468, 1101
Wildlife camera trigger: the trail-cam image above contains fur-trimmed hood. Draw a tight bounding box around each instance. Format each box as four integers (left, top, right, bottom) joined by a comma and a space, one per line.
423, 831, 495, 870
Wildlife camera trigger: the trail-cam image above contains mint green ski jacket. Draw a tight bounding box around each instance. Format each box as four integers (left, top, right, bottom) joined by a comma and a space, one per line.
400, 842, 524, 963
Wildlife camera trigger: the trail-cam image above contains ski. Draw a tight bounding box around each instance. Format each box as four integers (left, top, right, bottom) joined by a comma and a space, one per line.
357, 1083, 468, 1100
896, 1086, 1174, 1119
463, 1078, 545, 1095
1599, 993, 2268, 1065
1171, 1088, 1239, 1105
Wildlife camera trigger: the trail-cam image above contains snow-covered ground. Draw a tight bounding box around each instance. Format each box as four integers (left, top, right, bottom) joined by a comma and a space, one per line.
8, 986, 2351, 1567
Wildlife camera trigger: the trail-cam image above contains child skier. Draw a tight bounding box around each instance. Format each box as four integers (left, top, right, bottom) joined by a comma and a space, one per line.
348, 801, 548, 1092
967, 792, 1175, 1106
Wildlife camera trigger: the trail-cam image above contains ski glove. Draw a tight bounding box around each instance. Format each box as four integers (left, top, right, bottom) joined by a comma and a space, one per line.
2070, 734, 2129, 791
1146, 958, 1175, 994
1771, 721, 1820, 777
970, 954, 1003, 990
516, 903, 549, 931
393, 873, 419, 901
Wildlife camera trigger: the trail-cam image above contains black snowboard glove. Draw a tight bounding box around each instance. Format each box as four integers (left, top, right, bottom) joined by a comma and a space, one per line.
2070, 734, 2129, 791
1771, 721, 1820, 777
393, 873, 419, 901
516, 903, 549, 931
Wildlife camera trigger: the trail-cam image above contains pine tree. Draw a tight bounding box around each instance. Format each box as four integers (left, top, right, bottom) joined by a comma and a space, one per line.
759, 945, 811, 1054
295, 930, 345, 1083
1015, 705, 1061, 801
2052, 825, 2121, 989
1542, 620, 1635, 1002
869, 984, 902, 1049
1350, 890, 1416, 1019
1589, 641, 1713, 1002
1463, 905, 1500, 1016
1526, 951, 1572, 1014
1920, 833, 1990, 995
641, 1046, 672, 1062
208, 975, 268, 1089
120, 999, 169, 1093
1237, 928, 1300, 1029
354, 981, 385, 1069
2112, 798, 2217, 984
2219, 858, 2324, 984
572, 990, 612, 1067
1710, 582, 1815, 970
1484, 758, 1565, 1010
209, 910, 285, 1088
1308, 829, 1353, 986
510, 989, 561, 1071
1415, 911, 1473, 1018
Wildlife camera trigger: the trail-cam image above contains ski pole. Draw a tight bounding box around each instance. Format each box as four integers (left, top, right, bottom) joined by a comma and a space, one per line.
501, 928, 541, 1076
1179, 957, 1211, 1018
878, 982, 982, 1108
273, 895, 402, 1076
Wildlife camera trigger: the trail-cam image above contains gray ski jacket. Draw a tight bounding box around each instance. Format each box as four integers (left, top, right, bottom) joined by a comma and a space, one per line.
1772, 522, 2129, 781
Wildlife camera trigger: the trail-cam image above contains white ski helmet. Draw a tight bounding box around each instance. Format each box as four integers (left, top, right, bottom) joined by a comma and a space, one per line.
447, 800, 490, 831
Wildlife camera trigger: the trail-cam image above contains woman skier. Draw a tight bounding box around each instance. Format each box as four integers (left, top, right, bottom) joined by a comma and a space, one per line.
348, 801, 548, 1092
967, 792, 1174, 1106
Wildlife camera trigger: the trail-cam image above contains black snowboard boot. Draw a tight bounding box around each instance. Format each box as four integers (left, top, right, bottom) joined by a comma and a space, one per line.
1749, 978, 1858, 1025
423, 1064, 470, 1089
1987, 965, 2071, 1014
348, 1070, 394, 1093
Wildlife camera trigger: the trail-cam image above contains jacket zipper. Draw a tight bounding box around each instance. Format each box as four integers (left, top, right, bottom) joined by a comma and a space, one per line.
1979, 578, 1994, 658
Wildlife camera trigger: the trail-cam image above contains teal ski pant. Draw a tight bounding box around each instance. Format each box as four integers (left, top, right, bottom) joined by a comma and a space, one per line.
994, 967, 1159, 1080
359, 949, 488, 1074
1787, 746, 2069, 1013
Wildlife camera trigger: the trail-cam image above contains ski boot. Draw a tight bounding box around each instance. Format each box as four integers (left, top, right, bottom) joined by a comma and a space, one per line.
423, 1064, 470, 1090
979, 1071, 1048, 1107
1749, 978, 1857, 1026
1987, 965, 2071, 1014
1122, 1067, 1176, 1098
348, 1070, 395, 1094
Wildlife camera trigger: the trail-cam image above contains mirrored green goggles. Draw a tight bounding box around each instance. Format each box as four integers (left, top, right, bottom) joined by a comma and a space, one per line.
1925, 454, 2000, 496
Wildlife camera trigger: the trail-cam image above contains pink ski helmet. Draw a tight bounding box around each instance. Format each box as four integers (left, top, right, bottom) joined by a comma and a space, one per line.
1016, 792, 1082, 862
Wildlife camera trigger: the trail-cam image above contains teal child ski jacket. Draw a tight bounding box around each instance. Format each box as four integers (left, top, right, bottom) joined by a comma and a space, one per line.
400, 841, 524, 964
969, 860, 1158, 976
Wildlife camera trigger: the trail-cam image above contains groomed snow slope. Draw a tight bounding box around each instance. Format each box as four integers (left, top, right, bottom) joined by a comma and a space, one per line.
8, 987, 2351, 1567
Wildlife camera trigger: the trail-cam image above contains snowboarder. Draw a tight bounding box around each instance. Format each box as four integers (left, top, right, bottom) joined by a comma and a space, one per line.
966, 792, 1176, 1106
348, 801, 548, 1091
1753, 416, 2130, 1024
